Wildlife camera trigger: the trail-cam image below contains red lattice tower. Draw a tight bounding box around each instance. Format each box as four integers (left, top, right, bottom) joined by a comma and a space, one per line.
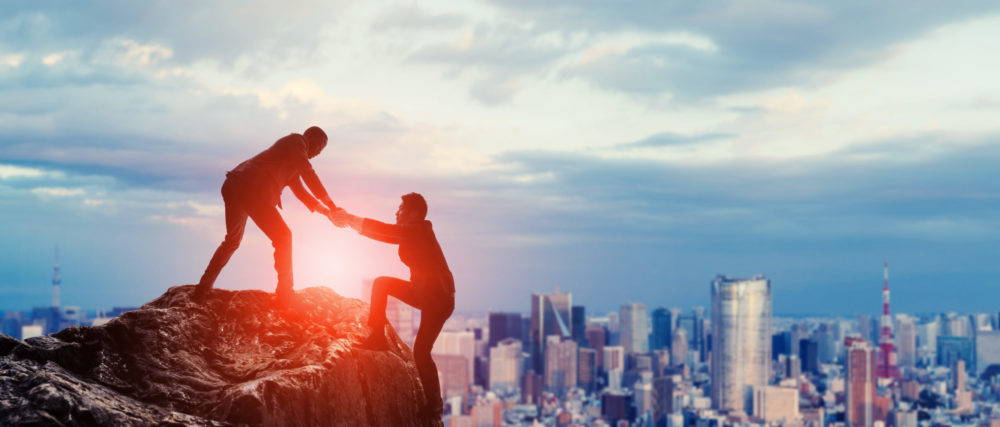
877, 260, 900, 379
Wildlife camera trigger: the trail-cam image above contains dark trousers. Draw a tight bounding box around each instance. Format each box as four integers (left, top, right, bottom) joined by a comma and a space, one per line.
198, 177, 293, 292
369, 276, 455, 409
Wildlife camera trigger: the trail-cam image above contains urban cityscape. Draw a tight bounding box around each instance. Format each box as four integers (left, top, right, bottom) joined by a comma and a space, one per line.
6, 253, 1000, 426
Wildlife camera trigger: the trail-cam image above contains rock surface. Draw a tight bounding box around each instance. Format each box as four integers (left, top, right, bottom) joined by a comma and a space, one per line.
0, 285, 440, 426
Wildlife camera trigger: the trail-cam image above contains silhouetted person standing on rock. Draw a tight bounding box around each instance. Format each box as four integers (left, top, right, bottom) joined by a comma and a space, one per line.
334, 193, 455, 418
195, 126, 341, 303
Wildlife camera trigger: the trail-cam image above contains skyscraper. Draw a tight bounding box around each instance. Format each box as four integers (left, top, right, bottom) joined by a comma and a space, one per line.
488, 312, 522, 348
710, 275, 771, 414
433, 330, 476, 385
651, 307, 673, 351
572, 305, 586, 346
847, 341, 876, 427
603, 345, 625, 390
620, 303, 650, 354
578, 347, 597, 392
671, 327, 688, 367
530, 291, 572, 372
544, 335, 578, 397
585, 325, 607, 368
488, 338, 523, 393
799, 339, 819, 375
896, 314, 917, 369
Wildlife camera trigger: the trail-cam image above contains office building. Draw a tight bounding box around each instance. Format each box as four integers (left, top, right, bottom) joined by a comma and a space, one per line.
671, 327, 688, 367
752, 385, 799, 424
975, 330, 1000, 375
651, 307, 673, 351
896, 315, 918, 369
937, 336, 974, 371
847, 341, 875, 427
584, 325, 607, 368
620, 302, 649, 354
544, 335, 577, 397
572, 305, 586, 346
488, 338, 523, 393
530, 291, 572, 372
433, 330, 476, 384
488, 312, 522, 348
578, 347, 597, 392
710, 275, 771, 414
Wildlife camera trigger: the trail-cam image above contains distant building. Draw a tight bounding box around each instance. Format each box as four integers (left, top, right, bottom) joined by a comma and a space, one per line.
620, 303, 649, 354
771, 331, 792, 360
577, 347, 597, 392
543, 335, 577, 397
20, 324, 43, 339
847, 341, 875, 427
799, 339, 819, 375
975, 330, 1000, 375
651, 307, 673, 351
710, 275, 771, 415
584, 325, 607, 367
752, 385, 799, 424
521, 370, 542, 405
571, 305, 586, 346
937, 336, 974, 371
601, 392, 634, 423
670, 327, 688, 367
652, 375, 679, 420
433, 354, 469, 403
896, 315, 918, 369
603, 345, 625, 390
488, 338, 523, 393
434, 330, 476, 383
530, 291, 572, 372
488, 312, 522, 348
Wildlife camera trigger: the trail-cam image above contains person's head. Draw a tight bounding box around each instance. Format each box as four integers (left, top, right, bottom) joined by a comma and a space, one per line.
303, 126, 328, 158
395, 192, 428, 224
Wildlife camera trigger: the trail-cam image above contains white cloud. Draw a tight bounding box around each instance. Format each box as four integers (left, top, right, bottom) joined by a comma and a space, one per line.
1, 53, 25, 67
41, 50, 73, 66
30, 186, 84, 197
113, 39, 173, 66
0, 164, 48, 179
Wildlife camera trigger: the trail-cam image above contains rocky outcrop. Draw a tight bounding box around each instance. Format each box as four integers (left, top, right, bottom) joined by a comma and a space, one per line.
0, 285, 440, 426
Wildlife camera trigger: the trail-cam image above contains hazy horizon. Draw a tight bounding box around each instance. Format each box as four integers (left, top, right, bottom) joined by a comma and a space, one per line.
4, 2, 1000, 316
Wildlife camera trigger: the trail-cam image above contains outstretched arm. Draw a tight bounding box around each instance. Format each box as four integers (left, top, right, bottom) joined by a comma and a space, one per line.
337, 211, 401, 244
289, 177, 326, 213
299, 165, 336, 210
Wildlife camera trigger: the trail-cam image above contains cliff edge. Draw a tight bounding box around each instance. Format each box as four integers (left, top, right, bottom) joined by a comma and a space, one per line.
0, 285, 440, 426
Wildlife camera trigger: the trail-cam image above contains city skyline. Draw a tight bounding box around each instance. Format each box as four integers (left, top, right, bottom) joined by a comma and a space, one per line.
4, 2, 1000, 315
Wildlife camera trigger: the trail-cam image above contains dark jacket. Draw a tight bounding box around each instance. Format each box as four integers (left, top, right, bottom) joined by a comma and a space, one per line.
361, 218, 455, 295
227, 133, 333, 211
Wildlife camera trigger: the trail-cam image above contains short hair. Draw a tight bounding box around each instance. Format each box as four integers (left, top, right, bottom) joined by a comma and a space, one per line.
401, 192, 427, 220
304, 126, 327, 141
303, 126, 327, 156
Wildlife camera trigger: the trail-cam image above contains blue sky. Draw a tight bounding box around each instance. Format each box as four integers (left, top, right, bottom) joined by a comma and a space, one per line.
2, 1, 1000, 316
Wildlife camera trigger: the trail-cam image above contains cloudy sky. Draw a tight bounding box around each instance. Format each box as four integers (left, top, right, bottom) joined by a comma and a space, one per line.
2, 1, 1000, 316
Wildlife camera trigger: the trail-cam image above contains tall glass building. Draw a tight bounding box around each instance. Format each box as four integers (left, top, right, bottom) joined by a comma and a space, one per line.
710, 275, 772, 414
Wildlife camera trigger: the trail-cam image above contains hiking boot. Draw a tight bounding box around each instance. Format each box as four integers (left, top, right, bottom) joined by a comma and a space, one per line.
355, 327, 390, 351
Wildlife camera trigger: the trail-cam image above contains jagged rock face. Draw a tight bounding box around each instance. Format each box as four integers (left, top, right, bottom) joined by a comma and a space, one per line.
0, 285, 441, 426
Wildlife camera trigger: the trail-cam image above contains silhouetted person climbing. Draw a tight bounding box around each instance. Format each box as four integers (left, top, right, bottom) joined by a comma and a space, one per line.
334, 193, 455, 418
195, 126, 341, 303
